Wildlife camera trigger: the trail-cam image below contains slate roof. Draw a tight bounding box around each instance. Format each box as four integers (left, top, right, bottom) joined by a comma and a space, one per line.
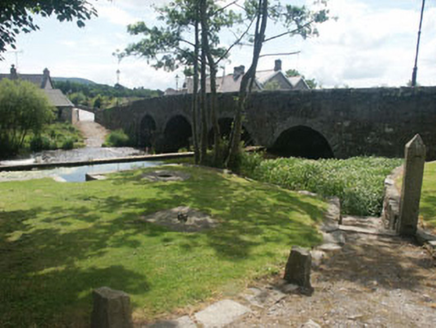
43, 89, 74, 107
0, 73, 53, 89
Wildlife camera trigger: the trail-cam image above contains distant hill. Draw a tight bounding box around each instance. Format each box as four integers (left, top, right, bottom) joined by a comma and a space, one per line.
52, 77, 97, 85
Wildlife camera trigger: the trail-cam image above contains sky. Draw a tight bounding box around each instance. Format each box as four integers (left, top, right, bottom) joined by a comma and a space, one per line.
0, 0, 435, 90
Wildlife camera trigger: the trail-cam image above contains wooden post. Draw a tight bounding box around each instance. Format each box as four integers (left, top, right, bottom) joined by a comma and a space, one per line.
398, 134, 426, 236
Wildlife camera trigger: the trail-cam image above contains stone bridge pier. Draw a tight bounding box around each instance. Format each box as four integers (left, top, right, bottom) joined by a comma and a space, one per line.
96, 87, 436, 160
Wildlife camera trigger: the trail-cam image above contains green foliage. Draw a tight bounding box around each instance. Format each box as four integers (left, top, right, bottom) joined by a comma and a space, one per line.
0, 79, 55, 157
263, 80, 281, 91
54, 80, 162, 108
92, 94, 103, 108
0, 165, 326, 326
104, 129, 131, 147
61, 137, 74, 150
30, 135, 53, 152
0, 1, 97, 56
68, 91, 87, 106
240, 153, 403, 216
28, 122, 84, 152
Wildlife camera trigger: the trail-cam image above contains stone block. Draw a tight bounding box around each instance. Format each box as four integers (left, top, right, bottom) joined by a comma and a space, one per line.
91, 287, 133, 328
398, 134, 426, 236
194, 299, 250, 328
284, 246, 312, 291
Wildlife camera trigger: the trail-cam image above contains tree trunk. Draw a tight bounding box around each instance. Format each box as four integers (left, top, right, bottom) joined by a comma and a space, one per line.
199, 0, 208, 164
192, 9, 200, 164
201, 7, 220, 165
226, 0, 268, 169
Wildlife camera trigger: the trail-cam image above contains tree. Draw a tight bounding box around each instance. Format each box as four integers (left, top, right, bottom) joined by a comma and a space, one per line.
225, 0, 329, 168
0, 0, 97, 57
285, 69, 317, 89
0, 79, 54, 156
125, 0, 242, 164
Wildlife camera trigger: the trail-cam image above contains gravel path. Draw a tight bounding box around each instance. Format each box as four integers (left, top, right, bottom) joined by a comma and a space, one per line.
75, 110, 109, 147
145, 216, 436, 328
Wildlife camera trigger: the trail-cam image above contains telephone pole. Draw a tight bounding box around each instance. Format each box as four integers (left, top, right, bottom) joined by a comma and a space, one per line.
411, 0, 425, 87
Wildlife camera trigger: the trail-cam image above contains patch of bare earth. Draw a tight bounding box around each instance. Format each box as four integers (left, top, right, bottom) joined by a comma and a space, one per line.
231, 218, 436, 328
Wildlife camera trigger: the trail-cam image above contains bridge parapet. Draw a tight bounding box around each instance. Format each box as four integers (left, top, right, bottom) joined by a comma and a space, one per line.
96, 87, 436, 160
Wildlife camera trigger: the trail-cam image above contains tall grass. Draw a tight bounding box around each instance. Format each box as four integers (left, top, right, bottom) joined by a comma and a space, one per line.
240, 153, 403, 216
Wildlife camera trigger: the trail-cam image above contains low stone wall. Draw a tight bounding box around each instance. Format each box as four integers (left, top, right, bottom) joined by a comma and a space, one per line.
382, 165, 403, 230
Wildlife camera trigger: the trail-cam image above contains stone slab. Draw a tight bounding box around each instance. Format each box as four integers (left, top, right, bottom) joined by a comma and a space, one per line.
243, 287, 286, 308
317, 243, 342, 251
194, 299, 250, 328
322, 231, 346, 245
147, 316, 196, 328
339, 225, 398, 237
86, 172, 108, 181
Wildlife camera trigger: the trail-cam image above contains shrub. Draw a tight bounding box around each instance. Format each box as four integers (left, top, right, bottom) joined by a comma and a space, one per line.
30, 135, 52, 151
61, 138, 74, 150
104, 129, 131, 147
0, 79, 54, 157
240, 154, 403, 216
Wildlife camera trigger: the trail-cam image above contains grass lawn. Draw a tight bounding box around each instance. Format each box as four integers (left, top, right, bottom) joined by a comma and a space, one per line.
0, 166, 326, 327
418, 161, 436, 231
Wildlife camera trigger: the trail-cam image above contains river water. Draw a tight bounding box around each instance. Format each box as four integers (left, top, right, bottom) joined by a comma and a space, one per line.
0, 109, 161, 182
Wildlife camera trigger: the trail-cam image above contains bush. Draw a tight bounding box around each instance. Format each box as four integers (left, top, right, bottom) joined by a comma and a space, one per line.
30, 135, 52, 151
104, 129, 131, 147
0, 79, 54, 157
240, 154, 403, 216
61, 138, 74, 150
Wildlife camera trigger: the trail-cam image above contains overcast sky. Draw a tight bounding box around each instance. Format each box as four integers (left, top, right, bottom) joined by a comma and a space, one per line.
0, 0, 434, 90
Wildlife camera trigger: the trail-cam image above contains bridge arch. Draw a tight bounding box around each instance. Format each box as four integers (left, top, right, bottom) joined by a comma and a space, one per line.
269, 125, 334, 159
162, 115, 192, 152
208, 118, 254, 146
139, 114, 157, 148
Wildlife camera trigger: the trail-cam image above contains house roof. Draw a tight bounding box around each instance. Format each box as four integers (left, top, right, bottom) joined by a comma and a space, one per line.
0, 73, 53, 89
43, 89, 73, 107
255, 69, 294, 89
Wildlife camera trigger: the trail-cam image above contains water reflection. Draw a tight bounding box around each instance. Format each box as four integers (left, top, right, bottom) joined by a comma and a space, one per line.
0, 160, 161, 183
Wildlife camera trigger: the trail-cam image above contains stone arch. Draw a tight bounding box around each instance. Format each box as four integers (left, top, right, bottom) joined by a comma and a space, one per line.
162, 115, 192, 153
269, 125, 334, 159
139, 114, 157, 148
208, 118, 254, 146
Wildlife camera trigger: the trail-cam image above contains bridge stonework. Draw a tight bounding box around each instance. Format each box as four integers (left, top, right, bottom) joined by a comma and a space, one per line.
95, 87, 436, 160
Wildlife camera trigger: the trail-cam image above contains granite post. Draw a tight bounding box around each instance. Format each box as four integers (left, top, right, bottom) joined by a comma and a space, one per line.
284, 246, 312, 293
91, 287, 133, 328
398, 134, 426, 236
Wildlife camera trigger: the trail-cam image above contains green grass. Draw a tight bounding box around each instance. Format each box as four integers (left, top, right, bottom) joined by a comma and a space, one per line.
240, 153, 403, 216
414, 161, 436, 231
0, 166, 326, 327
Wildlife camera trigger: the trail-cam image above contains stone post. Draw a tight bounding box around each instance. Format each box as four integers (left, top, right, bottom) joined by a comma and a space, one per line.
397, 134, 426, 236
91, 287, 133, 328
284, 246, 312, 291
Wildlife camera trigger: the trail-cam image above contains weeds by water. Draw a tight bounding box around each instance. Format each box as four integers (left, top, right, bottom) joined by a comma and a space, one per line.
240, 153, 403, 216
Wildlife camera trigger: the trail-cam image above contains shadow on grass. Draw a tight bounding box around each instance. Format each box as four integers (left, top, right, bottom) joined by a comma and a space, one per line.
0, 166, 325, 327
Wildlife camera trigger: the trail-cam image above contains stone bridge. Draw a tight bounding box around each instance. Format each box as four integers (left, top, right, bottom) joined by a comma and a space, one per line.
95, 87, 436, 160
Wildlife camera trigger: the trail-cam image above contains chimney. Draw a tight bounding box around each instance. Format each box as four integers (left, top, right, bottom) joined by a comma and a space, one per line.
233, 65, 245, 81
42, 68, 51, 89
10, 65, 18, 79
274, 59, 282, 72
